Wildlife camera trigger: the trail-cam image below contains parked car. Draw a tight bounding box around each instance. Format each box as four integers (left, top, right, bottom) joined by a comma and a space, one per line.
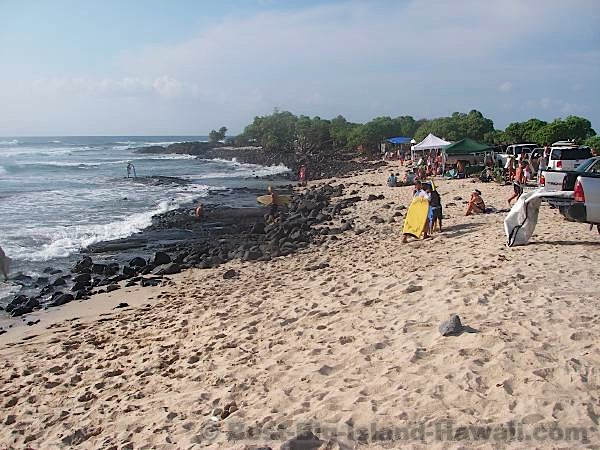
560, 173, 600, 229
495, 143, 539, 166
547, 145, 592, 171
540, 156, 600, 192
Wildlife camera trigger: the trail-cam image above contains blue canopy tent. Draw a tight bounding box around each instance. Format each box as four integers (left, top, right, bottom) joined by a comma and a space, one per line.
386, 137, 412, 145
382, 136, 412, 159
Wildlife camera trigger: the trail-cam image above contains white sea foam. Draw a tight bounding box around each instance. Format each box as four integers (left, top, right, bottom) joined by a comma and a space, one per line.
195, 161, 290, 179
7, 185, 212, 262
0, 139, 19, 145
0, 147, 75, 157
0, 165, 6, 175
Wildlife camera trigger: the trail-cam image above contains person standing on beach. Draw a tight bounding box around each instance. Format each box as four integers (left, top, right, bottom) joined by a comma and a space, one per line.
508, 161, 526, 206
401, 181, 431, 243
0, 245, 10, 281
298, 165, 307, 186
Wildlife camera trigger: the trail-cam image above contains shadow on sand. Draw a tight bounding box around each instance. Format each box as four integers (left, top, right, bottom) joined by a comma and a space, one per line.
530, 240, 599, 247
441, 222, 483, 238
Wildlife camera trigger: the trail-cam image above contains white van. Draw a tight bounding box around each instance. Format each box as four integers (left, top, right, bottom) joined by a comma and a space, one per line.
547, 145, 592, 171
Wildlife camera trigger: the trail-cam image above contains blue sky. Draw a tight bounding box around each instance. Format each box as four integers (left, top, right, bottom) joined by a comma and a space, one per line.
1, 0, 599, 135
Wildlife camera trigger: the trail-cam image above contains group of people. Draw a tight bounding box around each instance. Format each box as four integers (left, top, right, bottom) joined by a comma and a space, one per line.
387, 171, 415, 187
401, 180, 443, 243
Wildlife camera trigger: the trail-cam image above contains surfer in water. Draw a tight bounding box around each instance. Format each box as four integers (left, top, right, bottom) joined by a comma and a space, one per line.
126, 161, 137, 178
0, 245, 10, 281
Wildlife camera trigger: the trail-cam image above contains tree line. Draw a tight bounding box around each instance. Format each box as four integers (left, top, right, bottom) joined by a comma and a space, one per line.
211, 109, 597, 154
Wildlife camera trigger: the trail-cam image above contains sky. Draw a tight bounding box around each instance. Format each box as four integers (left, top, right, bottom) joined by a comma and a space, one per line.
1, 0, 599, 136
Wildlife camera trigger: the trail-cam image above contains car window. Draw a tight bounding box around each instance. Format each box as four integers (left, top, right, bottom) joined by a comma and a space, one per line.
576, 158, 598, 172
589, 160, 600, 173
551, 148, 592, 160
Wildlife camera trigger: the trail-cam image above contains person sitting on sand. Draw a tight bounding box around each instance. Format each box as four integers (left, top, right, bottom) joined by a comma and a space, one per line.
401, 170, 416, 186
387, 172, 397, 187
466, 189, 485, 216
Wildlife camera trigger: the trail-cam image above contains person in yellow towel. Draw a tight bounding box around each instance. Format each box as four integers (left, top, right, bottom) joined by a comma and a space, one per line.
402, 180, 431, 243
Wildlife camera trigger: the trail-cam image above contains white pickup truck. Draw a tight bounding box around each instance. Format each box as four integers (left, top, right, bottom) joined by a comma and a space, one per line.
559, 173, 600, 230
541, 156, 600, 192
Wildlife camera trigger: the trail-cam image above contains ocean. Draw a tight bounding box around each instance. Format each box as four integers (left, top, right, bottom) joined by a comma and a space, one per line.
0, 136, 289, 303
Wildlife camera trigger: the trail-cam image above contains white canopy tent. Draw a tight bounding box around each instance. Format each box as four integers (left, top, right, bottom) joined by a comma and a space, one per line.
410, 133, 452, 163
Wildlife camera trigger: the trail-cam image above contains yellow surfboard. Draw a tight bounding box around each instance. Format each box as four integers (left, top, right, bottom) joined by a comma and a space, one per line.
256, 195, 291, 206
402, 196, 430, 238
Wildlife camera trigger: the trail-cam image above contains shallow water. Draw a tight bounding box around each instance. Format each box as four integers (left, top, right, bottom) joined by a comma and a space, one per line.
0, 136, 289, 301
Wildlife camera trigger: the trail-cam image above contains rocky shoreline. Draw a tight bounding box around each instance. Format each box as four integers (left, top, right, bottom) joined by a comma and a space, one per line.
1, 182, 362, 330
135, 141, 387, 180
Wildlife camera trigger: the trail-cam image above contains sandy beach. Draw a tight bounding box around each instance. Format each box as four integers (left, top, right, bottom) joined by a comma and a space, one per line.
1, 162, 599, 449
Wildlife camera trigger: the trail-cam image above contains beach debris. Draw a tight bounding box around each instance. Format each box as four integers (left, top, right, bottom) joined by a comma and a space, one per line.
222, 269, 239, 279
439, 314, 464, 336
114, 302, 129, 309
281, 431, 324, 450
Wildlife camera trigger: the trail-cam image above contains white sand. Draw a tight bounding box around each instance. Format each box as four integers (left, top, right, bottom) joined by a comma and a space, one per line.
1, 162, 599, 449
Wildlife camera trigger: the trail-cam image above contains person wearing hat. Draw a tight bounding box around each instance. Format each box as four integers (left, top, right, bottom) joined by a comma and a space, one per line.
466, 189, 485, 216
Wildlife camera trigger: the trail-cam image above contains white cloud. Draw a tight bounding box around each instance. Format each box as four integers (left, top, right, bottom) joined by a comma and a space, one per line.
1, 0, 599, 134
28, 75, 198, 100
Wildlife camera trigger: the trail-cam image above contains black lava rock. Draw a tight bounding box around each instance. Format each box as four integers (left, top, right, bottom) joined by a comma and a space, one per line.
280, 431, 324, 450
72, 273, 92, 284
153, 251, 171, 265
439, 314, 464, 336
50, 293, 74, 307
222, 269, 238, 280
152, 263, 181, 275
129, 256, 146, 268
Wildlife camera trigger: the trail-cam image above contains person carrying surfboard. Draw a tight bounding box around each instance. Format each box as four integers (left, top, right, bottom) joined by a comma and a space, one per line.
401, 180, 431, 243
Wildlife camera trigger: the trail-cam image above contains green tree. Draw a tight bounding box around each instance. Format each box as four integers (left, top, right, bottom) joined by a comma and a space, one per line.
535, 116, 596, 145
294, 115, 331, 153
329, 115, 359, 149
347, 116, 404, 152
208, 126, 228, 142
242, 110, 298, 151
584, 136, 600, 150
413, 110, 494, 143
